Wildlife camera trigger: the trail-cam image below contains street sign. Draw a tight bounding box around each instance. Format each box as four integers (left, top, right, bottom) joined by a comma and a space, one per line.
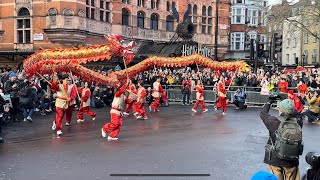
33, 33, 44, 41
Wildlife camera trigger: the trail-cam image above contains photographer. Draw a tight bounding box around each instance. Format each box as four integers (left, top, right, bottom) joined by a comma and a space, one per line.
4, 72, 20, 122
234, 87, 247, 110
260, 99, 303, 180
303, 89, 320, 123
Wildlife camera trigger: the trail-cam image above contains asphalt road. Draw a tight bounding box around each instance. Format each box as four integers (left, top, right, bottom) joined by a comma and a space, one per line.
0, 104, 319, 180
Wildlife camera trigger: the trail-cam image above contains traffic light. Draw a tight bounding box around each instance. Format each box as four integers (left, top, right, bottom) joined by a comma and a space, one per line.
274, 33, 282, 53
258, 43, 264, 58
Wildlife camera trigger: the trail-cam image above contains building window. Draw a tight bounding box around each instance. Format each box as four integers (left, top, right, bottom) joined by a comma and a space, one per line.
166, 1, 170, 11
202, 6, 206, 16
99, 0, 110, 22
166, 15, 174, 31
247, 9, 258, 26
261, 11, 266, 26
293, 53, 297, 64
312, 49, 317, 63
17, 7, 31, 44
150, 13, 158, 30
231, 32, 245, 51
286, 54, 289, 64
122, 8, 129, 26
208, 26, 212, 34
231, 8, 245, 24
293, 38, 297, 47
192, 5, 197, 23
313, 32, 318, 43
304, 33, 308, 44
86, 0, 95, 19
138, 0, 145, 7
137, 11, 145, 28
122, 0, 129, 4
245, 31, 257, 50
208, 6, 212, 16
304, 50, 308, 63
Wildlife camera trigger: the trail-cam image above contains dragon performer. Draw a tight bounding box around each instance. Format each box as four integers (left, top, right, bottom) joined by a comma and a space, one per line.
23, 34, 250, 138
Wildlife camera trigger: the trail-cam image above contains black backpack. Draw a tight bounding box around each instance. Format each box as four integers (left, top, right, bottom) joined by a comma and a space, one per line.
271, 116, 303, 160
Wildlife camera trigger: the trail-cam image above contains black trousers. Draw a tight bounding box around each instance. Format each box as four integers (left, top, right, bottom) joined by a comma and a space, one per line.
11, 97, 19, 121
182, 91, 190, 104
234, 100, 247, 109
303, 110, 318, 122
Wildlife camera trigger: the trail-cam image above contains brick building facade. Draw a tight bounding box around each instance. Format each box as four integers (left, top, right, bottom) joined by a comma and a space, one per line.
225, 0, 268, 60
0, 0, 230, 69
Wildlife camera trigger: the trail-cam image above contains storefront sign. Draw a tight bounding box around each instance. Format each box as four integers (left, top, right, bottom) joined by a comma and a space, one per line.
33, 33, 44, 41
181, 44, 214, 58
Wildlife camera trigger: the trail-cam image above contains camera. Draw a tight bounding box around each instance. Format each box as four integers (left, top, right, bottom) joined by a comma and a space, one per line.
303, 152, 320, 180
306, 152, 320, 169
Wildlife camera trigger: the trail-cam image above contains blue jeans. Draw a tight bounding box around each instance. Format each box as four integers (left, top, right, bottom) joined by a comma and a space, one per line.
40, 102, 50, 110
182, 91, 190, 104
23, 103, 35, 118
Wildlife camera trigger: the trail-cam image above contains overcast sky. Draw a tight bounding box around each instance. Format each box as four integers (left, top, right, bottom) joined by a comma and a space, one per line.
268, 0, 299, 5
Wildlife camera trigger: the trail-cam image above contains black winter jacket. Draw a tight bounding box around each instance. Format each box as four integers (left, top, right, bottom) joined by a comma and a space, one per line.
260, 102, 303, 167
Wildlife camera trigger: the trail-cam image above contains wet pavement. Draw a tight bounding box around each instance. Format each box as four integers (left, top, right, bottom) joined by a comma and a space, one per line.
1, 104, 320, 180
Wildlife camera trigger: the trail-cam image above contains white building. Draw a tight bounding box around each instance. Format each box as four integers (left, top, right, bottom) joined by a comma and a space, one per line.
281, 16, 302, 66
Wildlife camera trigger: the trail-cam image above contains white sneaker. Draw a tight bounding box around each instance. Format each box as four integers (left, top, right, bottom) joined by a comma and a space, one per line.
107, 136, 118, 141
134, 112, 139, 116
101, 128, 107, 138
77, 119, 84, 123
136, 116, 142, 120
27, 116, 33, 122
123, 112, 129, 116
202, 109, 208, 113
191, 109, 197, 113
156, 109, 160, 112
222, 112, 227, 115
65, 122, 70, 126
214, 106, 218, 111
143, 117, 148, 120
35, 108, 40, 112
23, 118, 27, 122
57, 130, 62, 136
92, 117, 96, 121
52, 121, 56, 130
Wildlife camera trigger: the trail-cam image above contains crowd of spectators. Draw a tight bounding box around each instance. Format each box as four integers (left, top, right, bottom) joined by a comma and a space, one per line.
0, 65, 320, 130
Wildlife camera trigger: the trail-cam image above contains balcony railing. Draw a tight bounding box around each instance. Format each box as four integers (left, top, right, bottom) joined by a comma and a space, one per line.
46, 15, 111, 35
122, 26, 175, 41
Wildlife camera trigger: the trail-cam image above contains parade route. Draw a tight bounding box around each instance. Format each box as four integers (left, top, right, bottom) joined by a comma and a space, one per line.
1, 105, 319, 180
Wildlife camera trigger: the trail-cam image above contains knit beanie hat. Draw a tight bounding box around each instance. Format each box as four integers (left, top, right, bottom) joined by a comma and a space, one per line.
278, 99, 294, 116
9, 72, 16, 77
250, 171, 278, 180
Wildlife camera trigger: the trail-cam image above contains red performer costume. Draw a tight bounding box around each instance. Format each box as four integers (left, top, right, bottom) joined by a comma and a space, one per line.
192, 80, 208, 113
124, 82, 138, 116
135, 80, 148, 120
288, 90, 304, 113
101, 82, 128, 141
216, 76, 227, 115
297, 82, 307, 98
149, 77, 164, 112
77, 82, 96, 122
65, 78, 77, 126
51, 75, 77, 136
278, 79, 289, 93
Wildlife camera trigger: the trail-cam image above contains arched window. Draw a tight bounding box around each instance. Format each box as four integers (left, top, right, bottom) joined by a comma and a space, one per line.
202, 6, 206, 16
166, 15, 174, 31
122, 0, 130, 4
17, 7, 31, 43
192, 5, 197, 23
193, 5, 197, 15
208, 6, 212, 16
137, 11, 145, 28
150, 13, 159, 30
122, 8, 130, 26
166, 1, 170, 11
